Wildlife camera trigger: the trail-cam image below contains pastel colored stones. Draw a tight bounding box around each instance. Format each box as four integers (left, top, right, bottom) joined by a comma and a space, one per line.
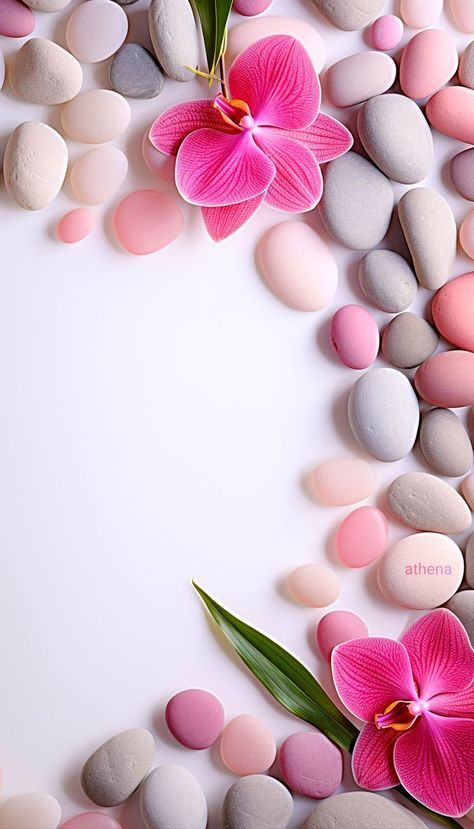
57, 208, 96, 244
4, 122, 67, 210
398, 187, 456, 291
61, 90, 131, 143
381, 313, 438, 369
66, 0, 128, 63
316, 610, 369, 660
369, 15, 403, 51
234, 0, 273, 14
220, 715, 276, 775
278, 731, 343, 798
329, 305, 379, 369
432, 272, 474, 351
149, 0, 200, 82
336, 506, 388, 568
303, 792, 429, 829
357, 94, 433, 185
0, 794, 61, 829
61, 815, 123, 829
460, 212, 474, 259
325, 52, 396, 108
348, 367, 419, 462
358, 250, 417, 313
226, 16, 325, 72
309, 457, 377, 506
459, 42, 474, 90
450, 0, 474, 32
110, 44, 164, 99
446, 591, 474, 645
10, 38, 82, 105
287, 564, 340, 607
450, 149, 474, 201
420, 409, 473, 477
113, 190, 184, 255
415, 351, 474, 408
426, 87, 474, 145
257, 222, 338, 311
139, 765, 207, 829
0, 0, 35, 37
71, 147, 128, 205
387, 473, 471, 535
311, 0, 384, 31
223, 775, 293, 829
81, 728, 154, 807
319, 152, 394, 250
400, 29, 458, 100
400, 0, 442, 28
165, 689, 224, 749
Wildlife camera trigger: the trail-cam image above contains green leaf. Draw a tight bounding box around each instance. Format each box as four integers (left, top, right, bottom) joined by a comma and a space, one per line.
193, 582, 464, 829
193, 0, 233, 74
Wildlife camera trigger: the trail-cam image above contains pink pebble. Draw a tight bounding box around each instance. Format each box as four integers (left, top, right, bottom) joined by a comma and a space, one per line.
310, 457, 377, 507
329, 305, 379, 370
0, 0, 35, 37
233, 0, 273, 15
336, 506, 388, 568
220, 714, 276, 775
61, 814, 122, 829
460, 211, 474, 260
278, 732, 343, 798
113, 189, 184, 255
165, 689, 225, 749
426, 86, 474, 145
316, 610, 369, 661
415, 351, 474, 408
142, 129, 176, 185
400, 29, 458, 100
369, 15, 403, 51
57, 208, 96, 244
400, 0, 442, 28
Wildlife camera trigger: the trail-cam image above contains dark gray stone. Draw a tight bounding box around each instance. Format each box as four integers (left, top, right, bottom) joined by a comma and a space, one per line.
109, 43, 164, 99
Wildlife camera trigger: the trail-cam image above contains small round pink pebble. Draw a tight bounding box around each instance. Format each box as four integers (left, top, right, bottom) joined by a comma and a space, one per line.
460, 211, 474, 259
61, 814, 123, 829
369, 15, 403, 51
57, 208, 96, 244
287, 564, 340, 608
220, 714, 276, 775
316, 610, 369, 661
336, 506, 388, 568
142, 129, 176, 184
113, 189, 184, 255
0, 0, 35, 38
329, 305, 379, 370
233, 0, 272, 15
165, 689, 225, 749
278, 732, 343, 798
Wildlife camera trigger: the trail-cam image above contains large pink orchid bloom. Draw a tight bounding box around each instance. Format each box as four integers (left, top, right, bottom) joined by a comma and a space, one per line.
149, 35, 353, 241
332, 609, 474, 818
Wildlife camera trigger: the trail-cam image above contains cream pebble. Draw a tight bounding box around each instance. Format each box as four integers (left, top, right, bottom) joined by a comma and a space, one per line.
426, 87, 474, 145
61, 815, 123, 829
369, 15, 403, 51
460, 212, 474, 259
359, 250, 417, 313
257, 222, 338, 311
420, 409, 473, 477
400, 29, 458, 100
66, 0, 128, 63
10, 38, 82, 105
114, 190, 184, 255
287, 564, 340, 607
400, 0, 442, 28
227, 16, 325, 73
309, 457, 377, 506
139, 765, 207, 829
0, 793, 61, 829
329, 305, 379, 369
71, 147, 128, 205
81, 728, 155, 807
415, 351, 474, 408
462, 476, 474, 512
62, 90, 130, 144
316, 610, 369, 660
304, 791, 431, 829
450, 0, 474, 32
387, 473, 472, 535
398, 187, 456, 291
459, 41, 474, 90
4, 121, 67, 210
336, 507, 388, 568
22, 0, 70, 11
57, 208, 96, 244
432, 272, 474, 352
220, 715, 276, 775
381, 313, 438, 369
325, 52, 396, 108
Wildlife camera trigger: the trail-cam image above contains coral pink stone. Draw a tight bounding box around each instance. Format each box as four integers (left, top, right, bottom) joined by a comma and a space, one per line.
336, 506, 388, 568
220, 714, 276, 775
61, 814, 123, 829
57, 208, 96, 244
432, 271, 474, 352
142, 129, 176, 184
113, 189, 184, 255
369, 15, 403, 51
316, 610, 369, 661
278, 731, 343, 798
0, 0, 35, 37
234, 0, 273, 15
426, 86, 474, 145
329, 304, 379, 369
415, 351, 474, 407
166, 689, 225, 749
400, 29, 458, 100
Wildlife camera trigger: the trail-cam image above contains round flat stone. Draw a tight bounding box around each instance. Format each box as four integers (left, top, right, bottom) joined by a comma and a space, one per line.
10, 37, 82, 105
400, 29, 458, 100
139, 766, 207, 829
165, 689, 224, 749
336, 506, 388, 568
369, 15, 403, 51
62, 89, 130, 143
220, 715, 276, 775
446, 591, 474, 645
398, 187, 456, 290
303, 792, 429, 829
0, 0, 35, 37
382, 313, 438, 369
113, 190, 184, 255
71, 147, 128, 205
432, 271, 474, 352
309, 457, 377, 506
149, 0, 200, 82
57, 208, 96, 244
311, 0, 383, 31
400, 0, 442, 27
81, 728, 154, 807
61, 815, 123, 829
415, 351, 474, 408
420, 408, 473, 477
387, 472, 471, 534
287, 564, 340, 607
223, 775, 293, 829
279, 732, 343, 799
450, 148, 474, 201
325, 52, 396, 108
0, 794, 61, 829
359, 250, 417, 313
316, 610, 369, 661
4, 121, 67, 210
110, 44, 164, 99
227, 16, 325, 72
66, 0, 128, 63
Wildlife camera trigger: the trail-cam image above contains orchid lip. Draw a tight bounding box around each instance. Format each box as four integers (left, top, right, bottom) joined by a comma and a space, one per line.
214, 94, 252, 130
374, 699, 427, 732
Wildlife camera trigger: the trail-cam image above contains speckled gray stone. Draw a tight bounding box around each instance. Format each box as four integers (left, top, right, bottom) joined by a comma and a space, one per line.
149, 0, 199, 82
319, 152, 393, 250
446, 590, 474, 645
310, 0, 384, 31
459, 41, 474, 89
398, 187, 456, 290
450, 148, 474, 201
109, 44, 164, 99
139, 765, 207, 829
302, 792, 428, 829
466, 534, 474, 589
358, 94, 433, 184
387, 472, 472, 534
382, 313, 438, 369
223, 775, 293, 829
359, 250, 417, 313
420, 408, 473, 477
81, 728, 154, 807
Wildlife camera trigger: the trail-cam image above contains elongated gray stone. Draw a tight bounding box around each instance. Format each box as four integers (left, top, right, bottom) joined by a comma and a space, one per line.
149, 0, 199, 82
398, 187, 456, 290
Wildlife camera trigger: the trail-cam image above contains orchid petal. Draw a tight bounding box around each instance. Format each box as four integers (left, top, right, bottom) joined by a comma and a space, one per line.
352, 724, 399, 790
149, 99, 237, 156
228, 35, 320, 130
201, 194, 265, 242
331, 638, 417, 722
264, 113, 353, 163
176, 129, 275, 207
394, 713, 474, 818
430, 683, 474, 718
400, 609, 474, 699
254, 131, 322, 212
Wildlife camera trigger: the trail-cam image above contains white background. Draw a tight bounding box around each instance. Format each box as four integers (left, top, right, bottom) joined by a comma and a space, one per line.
0, 0, 473, 826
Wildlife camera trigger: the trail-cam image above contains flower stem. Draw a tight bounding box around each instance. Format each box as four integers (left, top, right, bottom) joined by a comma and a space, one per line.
219, 53, 228, 98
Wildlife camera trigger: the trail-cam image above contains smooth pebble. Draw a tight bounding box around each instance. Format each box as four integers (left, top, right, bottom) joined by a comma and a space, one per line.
462, 477, 474, 511
420, 409, 473, 477
329, 305, 379, 369
426, 87, 474, 145
220, 715, 276, 775
325, 52, 396, 108
279, 732, 342, 799
387, 472, 472, 534
459, 41, 474, 89
433, 272, 474, 352
0, 0, 34, 37
4, 121, 67, 210
358, 250, 417, 313
66, 0, 128, 63
22, 0, 69, 11
316, 610, 369, 661
61, 90, 130, 143
400, 0, 442, 28
142, 129, 176, 183
257, 222, 338, 311
71, 147, 128, 205
336, 507, 388, 568
57, 208, 96, 244
149, 0, 200, 82
61, 815, 123, 829
110, 44, 164, 99
165, 689, 224, 749
400, 29, 458, 99
466, 533, 474, 588
348, 367, 419, 462
369, 15, 403, 50
139, 765, 207, 829
310, 0, 383, 31
450, 0, 474, 32
319, 152, 393, 250
398, 187, 456, 291
446, 591, 474, 645
223, 775, 293, 829
227, 16, 325, 72
460, 212, 474, 259
0, 794, 61, 829
114, 190, 184, 255
81, 728, 154, 807
287, 564, 340, 607
450, 148, 474, 201
309, 457, 377, 506
415, 351, 474, 407
234, 0, 272, 14
303, 792, 429, 829
382, 312, 438, 369
10, 38, 82, 105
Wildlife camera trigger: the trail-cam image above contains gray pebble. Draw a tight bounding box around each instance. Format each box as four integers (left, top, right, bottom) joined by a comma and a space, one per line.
420, 408, 473, 477
110, 44, 164, 99
310, 0, 384, 31
139, 765, 207, 829
358, 250, 417, 313
348, 367, 419, 462
81, 728, 154, 807
319, 152, 393, 250
358, 94, 433, 184
398, 187, 456, 291
223, 775, 293, 829
382, 313, 438, 369
446, 590, 474, 645
459, 41, 474, 90
302, 792, 428, 829
149, 0, 199, 82
450, 148, 474, 201
466, 534, 474, 589
387, 472, 472, 534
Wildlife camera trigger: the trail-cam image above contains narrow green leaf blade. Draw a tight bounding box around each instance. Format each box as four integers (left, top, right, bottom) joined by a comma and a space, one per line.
213, 0, 233, 67
193, 0, 215, 71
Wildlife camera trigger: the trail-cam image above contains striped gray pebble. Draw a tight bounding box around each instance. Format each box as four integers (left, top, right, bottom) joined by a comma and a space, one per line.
358, 250, 417, 313
81, 728, 154, 807
446, 590, 474, 645
382, 312, 438, 369
223, 775, 293, 829
139, 765, 207, 829
420, 408, 473, 477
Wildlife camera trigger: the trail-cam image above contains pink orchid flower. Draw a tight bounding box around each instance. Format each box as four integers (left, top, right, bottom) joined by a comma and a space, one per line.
332, 609, 474, 818
149, 35, 353, 241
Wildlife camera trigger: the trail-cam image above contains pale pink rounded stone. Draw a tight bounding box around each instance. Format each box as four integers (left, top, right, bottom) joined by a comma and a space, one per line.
461, 474, 474, 510
400, 0, 442, 28
415, 351, 474, 408
400, 29, 458, 99
166, 689, 225, 749
369, 15, 403, 50
432, 272, 474, 352
426, 87, 474, 145
62, 90, 130, 144
71, 146, 128, 205
66, 0, 128, 63
279, 732, 342, 798
142, 129, 176, 184
329, 304, 379, 369
227, 16, 325, 72
234, 0, 272, 15
316, 610, 369, 660
309, 457, 377, 506
450, 0, 474, 32
220, 715, 276, 775
114, 189, 184, 255
287, 564, 340, 608
460, 211, 474, 259
336, 506, 388, 568
61, 814, 122, 829
57, 208, 96, 244
0, 0, 35, 38
0, 793, 61, 829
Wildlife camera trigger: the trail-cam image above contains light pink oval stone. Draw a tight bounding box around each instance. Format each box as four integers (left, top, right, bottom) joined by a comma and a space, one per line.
287, 564, 340, 607
325, 52, 396, 107
71, 146, 128, 205
460, 211, 474, 259
66, 0, 128, 63
227, 16, 325, 72
426, 87, 474, 145
450, 0, 474, 32
114, 189, 184, 255
0, 0, 35, 37
57, 208, 96, 244
278, 732, 343, 798
142, 129, 176, 184
400, 29, 458, 99
61, 814, 122, 829
415, 351, 474, 408
316, 610, 369, 660
309, 457, 377, 506
369, 15, 403, 50
220, 715, 276, 775
336, 506, 388, 568
400, 0, 442, 28
233, 0, 272, 14
166, 689, 225, 749
329, 304, 379, 369
62, 89, 130, 144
